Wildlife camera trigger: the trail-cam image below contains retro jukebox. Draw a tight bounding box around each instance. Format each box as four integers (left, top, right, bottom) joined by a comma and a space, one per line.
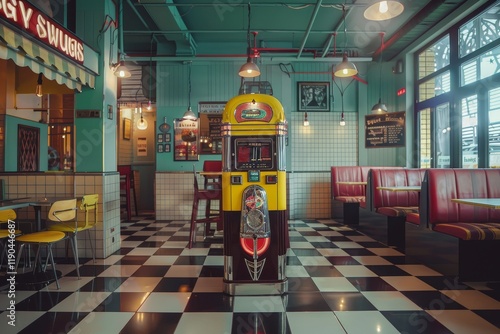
221, 93, 288, 295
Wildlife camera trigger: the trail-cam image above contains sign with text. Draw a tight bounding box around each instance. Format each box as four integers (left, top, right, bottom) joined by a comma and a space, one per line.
0, 0, 85, 63
365, 111, 405, 148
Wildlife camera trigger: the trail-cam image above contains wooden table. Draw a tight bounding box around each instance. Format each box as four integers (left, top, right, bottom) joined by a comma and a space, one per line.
377, 186, 421, 192
451, 198, 500, 209
337, 181, 367, 185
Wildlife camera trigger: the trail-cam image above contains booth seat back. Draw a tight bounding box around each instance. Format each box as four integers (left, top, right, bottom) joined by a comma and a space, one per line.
425, 168, 500, 225
331, 166, 372, 198
370, 168, 425, 211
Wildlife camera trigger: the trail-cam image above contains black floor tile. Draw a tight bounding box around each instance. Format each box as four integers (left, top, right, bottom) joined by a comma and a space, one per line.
78, 277, 127, 292
365, 265, 412, 276
326, 256, 360, 265
347, 277, 397, 291
287, 277, 320, 292
401, 291, 467, 310
381, 311, 453, 334
132, 265, 170, 277
321, 292, 377, 311
153, 277, 198, 292
232, 313, 291, 334
15, 291, 73, 311
304, 265, 343, 277
18, 312, 89, 334
153, 248, 183, 255
115, 256, 150, 265
284, 291, 332, 312
95, 292, 150, 312
184, 292, 233, 312
173, 256, 206, 265
119, 312, 182, 334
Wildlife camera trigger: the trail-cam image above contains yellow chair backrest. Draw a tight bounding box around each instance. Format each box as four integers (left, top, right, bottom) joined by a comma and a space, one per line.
0, 209, 16, 223
48, 199, 77, 223
80, 194, 98, 228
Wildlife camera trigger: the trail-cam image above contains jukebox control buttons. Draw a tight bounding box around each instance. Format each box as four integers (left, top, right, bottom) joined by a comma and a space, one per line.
246, 209, 265, 230
231, 175, 242, 184
266, 175, 277, 184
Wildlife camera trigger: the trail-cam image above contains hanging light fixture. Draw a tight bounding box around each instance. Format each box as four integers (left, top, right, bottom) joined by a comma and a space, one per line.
303, 111, 310, 127
35, 73, 43, 97
371, 33, 388, 114
183, 62, 197, 120
334, 5, 358, 78
238, 4, 260, 78
137, 107, 148, 130
339, 112, 346, 126
147, 34, 154, 111
364, 1, 404, 21
112, 0, 131, 78
113, 58, 131, 78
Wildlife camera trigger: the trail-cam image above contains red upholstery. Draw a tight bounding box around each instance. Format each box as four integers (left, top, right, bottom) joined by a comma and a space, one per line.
203, 160, 222, 172
331, 166, 372, 201
406, 212, 420, 225
370, 168, 425, 216
425, 168, 500, 240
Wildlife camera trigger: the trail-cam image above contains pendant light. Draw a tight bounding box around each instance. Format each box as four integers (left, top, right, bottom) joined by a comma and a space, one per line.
238, 4, 260, 78
137, 107, 148, 130
364, 1, 404, 21
371, 33, 388, 114
112, 0, 131, 78
339, 112, 346, 126
303, 111, 310, 127
183, 62, 196, 120
334, 5, 358, 78
35, 73, 43, 97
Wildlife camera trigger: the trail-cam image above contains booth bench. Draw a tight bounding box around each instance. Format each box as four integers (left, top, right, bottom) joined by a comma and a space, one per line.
330, 166, 402, 225
366, 168, 426, 249
412, 168, 500, 281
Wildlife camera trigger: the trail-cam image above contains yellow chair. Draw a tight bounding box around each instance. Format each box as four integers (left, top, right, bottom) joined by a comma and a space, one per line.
0, 209, 21, 269
47, 194, 98, 272
15, 199, 77, 289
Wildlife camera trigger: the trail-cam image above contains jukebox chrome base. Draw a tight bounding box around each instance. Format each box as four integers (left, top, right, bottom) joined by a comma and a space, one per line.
223, 254, 288, 295
223, 279, 288, 296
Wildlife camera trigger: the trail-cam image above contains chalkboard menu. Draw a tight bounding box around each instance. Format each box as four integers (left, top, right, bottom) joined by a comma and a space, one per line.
365, 111, 405, 148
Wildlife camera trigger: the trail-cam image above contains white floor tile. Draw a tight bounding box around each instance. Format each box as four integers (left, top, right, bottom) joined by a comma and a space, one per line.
138, 292, 191, 312
287, 312, 346, 334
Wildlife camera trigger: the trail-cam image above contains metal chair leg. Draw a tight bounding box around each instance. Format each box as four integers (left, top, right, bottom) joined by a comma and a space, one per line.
47, 244, 60, 289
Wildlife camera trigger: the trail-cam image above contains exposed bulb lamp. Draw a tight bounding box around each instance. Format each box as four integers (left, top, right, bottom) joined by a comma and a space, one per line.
303, 111, 309, 127
339, 112, 346, 126
239, 56, 261, 78
364, 1, 404, 21
36, 73, 43, 97
334, 5, 357, 78
371, 98, 388, 114
239, 5, 260, 78
183, 63, 197, 120
371, 33, 388, 114
113, 60, 131, 78
334, 54, 358, 77
137, 113, 148, 130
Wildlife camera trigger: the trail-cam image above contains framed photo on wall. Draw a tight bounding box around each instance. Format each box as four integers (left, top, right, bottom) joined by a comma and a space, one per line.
123, 118, 131, 140
297, 82, 330, 112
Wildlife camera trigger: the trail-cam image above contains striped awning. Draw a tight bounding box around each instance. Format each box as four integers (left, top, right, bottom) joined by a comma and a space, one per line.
0, 24, 95, 92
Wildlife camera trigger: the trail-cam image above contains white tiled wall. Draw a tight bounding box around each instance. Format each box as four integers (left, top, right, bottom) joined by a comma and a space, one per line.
0, 172, 120, 259
155, 111, 359, 220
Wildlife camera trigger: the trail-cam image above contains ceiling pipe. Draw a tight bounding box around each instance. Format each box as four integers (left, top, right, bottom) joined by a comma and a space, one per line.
372, 0, 446, 59
126, 55, 372, 63
297, 0, 323, 58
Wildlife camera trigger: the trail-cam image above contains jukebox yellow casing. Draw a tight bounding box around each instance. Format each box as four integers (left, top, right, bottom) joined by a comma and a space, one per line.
221, 93, 288, 295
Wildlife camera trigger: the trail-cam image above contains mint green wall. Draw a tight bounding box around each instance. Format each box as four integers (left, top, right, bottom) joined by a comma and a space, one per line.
155, 61, 367, 172
5, 115, 48, 171
74, 0, 117, 172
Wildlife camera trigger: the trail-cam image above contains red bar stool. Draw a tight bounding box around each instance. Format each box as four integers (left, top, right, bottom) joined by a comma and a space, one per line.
118, 165, 138, 220
189, 166, 222, 248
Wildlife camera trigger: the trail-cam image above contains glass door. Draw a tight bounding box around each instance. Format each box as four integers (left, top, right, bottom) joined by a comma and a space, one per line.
418, 102, 451, 168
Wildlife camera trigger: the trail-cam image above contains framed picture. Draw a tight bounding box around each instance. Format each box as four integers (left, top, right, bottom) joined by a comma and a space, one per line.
164, 133, 171, 142
164, 143, 171, 153
157, 134, 164, 143
297, 82, 330, 112
123, 118, 131, 140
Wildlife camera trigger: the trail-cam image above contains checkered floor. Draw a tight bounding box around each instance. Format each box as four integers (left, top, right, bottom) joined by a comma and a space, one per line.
1, 218, 500, 333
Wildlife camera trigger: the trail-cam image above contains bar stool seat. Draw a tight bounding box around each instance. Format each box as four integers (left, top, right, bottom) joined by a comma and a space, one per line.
189, 166, 222, 248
